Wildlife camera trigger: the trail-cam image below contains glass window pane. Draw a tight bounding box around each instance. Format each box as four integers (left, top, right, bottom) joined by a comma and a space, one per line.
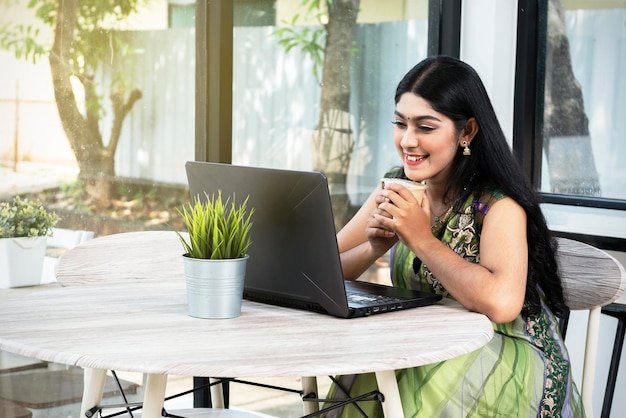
232, 0, 430, 225
540, 0, 626, 200
1, 2, 194, 240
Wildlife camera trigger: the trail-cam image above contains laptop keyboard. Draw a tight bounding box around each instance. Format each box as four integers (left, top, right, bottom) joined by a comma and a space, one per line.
347, 291, 402, 306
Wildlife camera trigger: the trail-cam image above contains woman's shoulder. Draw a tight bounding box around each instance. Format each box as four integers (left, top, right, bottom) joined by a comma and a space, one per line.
471, 185, 507, 215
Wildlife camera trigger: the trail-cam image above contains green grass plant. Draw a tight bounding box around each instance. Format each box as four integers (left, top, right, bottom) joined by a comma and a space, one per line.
176, 191, 254, 259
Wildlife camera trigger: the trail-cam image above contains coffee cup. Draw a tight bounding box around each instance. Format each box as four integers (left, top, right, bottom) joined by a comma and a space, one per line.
381, 178, 428, 204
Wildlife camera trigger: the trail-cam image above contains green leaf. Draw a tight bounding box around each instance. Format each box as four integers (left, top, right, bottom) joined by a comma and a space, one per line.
0, 196, 59, 239
175, 191, 254, 260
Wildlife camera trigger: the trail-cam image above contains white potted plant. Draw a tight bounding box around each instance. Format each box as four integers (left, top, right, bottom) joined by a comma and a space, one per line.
175, 191, 254, 319
0, 195, 59, 288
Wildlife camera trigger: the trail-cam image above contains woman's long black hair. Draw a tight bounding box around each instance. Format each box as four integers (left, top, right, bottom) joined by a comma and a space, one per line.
395, 55, 566, 318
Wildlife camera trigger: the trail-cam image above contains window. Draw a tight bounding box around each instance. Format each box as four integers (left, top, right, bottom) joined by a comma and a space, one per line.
540, 0, 625, 201
229, 1, 432, 226
514, 0, 626, 247
195, 0, 437, 286
0, 1, 194, 238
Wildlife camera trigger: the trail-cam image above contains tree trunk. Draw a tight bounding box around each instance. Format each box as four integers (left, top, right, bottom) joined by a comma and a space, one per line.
48, 0, 142, 208
48, 0, 113, 207
312, 0, 360, 231
543, 0, 601, 196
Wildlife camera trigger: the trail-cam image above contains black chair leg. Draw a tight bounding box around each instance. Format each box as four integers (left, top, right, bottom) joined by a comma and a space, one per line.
601, 304, 626, 418
193, 376, 213, 408
223, 380, 230, 408
193, 376, 231, 408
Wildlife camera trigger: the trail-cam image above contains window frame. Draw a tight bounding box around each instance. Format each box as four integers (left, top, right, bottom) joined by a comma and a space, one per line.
195, 0, 233, 164
428, 0, 462, 57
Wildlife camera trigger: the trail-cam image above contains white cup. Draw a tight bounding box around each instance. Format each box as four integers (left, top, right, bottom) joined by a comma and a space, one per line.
381, 178, 428, 204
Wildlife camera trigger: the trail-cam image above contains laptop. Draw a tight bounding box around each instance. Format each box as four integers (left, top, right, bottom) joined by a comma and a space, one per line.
185, 161, 442, 318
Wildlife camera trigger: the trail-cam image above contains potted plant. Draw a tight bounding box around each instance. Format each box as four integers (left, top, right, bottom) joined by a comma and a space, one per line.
176, 191, 254, 319
0, 195, 60, 288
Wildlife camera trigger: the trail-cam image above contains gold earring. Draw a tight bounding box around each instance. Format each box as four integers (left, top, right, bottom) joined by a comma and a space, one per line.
462, 141, 471, 156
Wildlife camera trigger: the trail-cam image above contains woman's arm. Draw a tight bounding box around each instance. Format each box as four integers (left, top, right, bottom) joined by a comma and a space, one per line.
376, 186, 528, 323
416, 198, 527, 323
337, 187, 398, 280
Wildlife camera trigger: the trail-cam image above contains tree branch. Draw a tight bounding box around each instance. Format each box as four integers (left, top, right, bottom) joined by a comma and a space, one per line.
108, 87, 142, 154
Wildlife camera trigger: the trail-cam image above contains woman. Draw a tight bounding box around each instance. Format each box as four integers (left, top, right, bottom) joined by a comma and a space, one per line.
324, 56, 583, 417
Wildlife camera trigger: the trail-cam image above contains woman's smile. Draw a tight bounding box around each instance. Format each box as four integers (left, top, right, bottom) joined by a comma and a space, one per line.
404, 153, 428, 165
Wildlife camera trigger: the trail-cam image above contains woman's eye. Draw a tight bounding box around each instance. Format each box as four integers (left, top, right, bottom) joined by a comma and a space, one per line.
419, 125, 435, 132
391, 120, 406, 128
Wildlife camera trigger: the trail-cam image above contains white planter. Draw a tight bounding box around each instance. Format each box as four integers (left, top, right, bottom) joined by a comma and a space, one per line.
183, 254, 249, 319
0, 236, 47, 288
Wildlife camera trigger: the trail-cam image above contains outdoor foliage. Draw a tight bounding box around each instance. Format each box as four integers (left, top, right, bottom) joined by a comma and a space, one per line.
0, 0, 146, 206
273, 13, 326, 78
0, 196, 59, 238
176, 191, 254, 260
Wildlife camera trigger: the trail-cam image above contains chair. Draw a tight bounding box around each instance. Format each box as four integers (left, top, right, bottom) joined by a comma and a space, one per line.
47, 227, 95, 249
556, 237, 626, 418
41, 228, 94, 284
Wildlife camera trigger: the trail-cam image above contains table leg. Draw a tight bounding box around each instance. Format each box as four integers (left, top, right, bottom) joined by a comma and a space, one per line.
301, 376, 319, 415
210, 377, 225, 408
375, 370, 403, 417
142, 374, 168, 418
80, 368, 107, 418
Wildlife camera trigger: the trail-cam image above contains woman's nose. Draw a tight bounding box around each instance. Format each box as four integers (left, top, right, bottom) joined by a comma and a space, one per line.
400, 130, 418, 148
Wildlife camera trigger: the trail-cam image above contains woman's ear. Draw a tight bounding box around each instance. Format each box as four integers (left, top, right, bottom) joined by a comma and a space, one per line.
459, 117, 479, 146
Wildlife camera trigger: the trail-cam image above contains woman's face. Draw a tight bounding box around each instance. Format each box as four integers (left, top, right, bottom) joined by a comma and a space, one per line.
393, 93, 462, 185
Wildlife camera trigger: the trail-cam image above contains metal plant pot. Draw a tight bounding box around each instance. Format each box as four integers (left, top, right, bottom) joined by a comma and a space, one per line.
182, 254, 249, 319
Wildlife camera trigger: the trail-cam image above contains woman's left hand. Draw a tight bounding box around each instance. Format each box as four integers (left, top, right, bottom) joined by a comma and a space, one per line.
374, 183, 432, 246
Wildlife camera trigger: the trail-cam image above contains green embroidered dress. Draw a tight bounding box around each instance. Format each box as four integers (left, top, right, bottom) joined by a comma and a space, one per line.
324, 183, 584, 417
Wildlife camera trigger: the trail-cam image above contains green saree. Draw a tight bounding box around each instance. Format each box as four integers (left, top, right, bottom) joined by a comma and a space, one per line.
323, 186, 584, 417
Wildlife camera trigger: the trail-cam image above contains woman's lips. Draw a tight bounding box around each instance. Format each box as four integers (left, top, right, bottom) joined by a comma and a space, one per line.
405, 154, 427, 165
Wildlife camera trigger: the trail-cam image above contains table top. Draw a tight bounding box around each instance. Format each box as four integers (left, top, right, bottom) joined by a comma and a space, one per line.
55, 231, 186, 286
0, 280, 492, 378
1, 231, 494, 379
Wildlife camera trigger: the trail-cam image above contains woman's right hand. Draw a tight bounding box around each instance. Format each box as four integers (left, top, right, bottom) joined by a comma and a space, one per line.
336, 186, 397, 280
365, 194, 399, 256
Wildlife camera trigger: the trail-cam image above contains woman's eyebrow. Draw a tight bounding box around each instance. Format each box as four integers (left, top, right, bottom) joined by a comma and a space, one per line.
394, 110, 441, 122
